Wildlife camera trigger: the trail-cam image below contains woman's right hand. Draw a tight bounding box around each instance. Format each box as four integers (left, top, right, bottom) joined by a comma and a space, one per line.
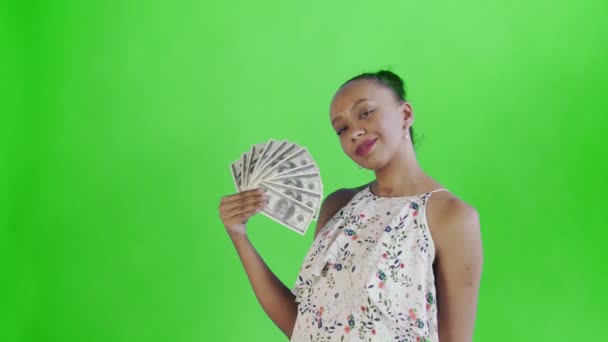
218, 188, 269, 240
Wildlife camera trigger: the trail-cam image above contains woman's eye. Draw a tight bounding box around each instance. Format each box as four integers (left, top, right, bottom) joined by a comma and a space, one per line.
361, 110, 373, 118
336, 111, 373, 136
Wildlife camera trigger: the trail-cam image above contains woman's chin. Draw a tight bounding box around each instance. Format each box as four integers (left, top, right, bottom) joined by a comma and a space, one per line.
361, 154, 392, 171
354, 158, 378, 170
349, 149, 385, 169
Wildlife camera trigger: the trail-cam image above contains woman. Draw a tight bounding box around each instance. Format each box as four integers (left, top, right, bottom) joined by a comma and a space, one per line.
218, 70, 483, 341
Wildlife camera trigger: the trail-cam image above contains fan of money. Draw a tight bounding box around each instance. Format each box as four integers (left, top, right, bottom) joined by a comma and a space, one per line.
229, 139, 323, 235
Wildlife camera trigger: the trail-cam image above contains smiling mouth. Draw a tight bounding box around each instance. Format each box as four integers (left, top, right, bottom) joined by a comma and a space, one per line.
356, 138, 377, 157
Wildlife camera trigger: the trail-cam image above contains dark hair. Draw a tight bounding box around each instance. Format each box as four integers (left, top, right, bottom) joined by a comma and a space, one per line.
339, 70, 415, 148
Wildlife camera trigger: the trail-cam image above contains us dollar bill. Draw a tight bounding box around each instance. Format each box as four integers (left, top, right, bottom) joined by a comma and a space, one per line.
251, 140, 287, 181
230, 159, 244, 191
264, 172, 323, 195
266, 162, 319, 180
259, 184, 315, 235
251, 142, 300, 185
252, 147, 313, 186
242, 152, 250, 190
246, 142, 266, 189
261, 179, 322, 221
251, 139, 278, 178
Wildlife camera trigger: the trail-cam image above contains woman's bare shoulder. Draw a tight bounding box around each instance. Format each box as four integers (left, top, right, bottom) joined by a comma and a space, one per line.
312, 183, 369, 238
323, 182, 370, 210
427, 190, 477, 227
429, 190, 477, 220
426, 190, 480, 255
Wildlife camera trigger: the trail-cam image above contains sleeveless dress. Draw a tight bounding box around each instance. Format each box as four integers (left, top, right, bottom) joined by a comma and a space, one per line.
290, 184, 448, 342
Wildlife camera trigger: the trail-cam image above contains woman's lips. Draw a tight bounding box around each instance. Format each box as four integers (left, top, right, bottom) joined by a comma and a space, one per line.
356, 138, 377, 157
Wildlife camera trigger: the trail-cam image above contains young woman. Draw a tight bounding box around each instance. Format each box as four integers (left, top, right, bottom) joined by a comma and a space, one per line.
218, 70, 483, 342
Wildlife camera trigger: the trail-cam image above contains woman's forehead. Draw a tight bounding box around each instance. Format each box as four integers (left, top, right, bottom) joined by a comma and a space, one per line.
330, 80, 388, 115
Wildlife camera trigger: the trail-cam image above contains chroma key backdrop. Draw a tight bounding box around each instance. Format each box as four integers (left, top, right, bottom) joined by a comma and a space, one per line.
1, 0, 606, 341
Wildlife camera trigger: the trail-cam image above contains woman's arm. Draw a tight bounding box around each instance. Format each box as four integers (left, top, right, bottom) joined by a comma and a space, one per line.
228, 187, 356, 339
433, 200, 484, 342
230, 236, 299, 339
219, 188, 298, 339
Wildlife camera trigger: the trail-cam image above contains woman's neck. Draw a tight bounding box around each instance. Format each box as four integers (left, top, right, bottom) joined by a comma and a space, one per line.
371, 155, 432, 197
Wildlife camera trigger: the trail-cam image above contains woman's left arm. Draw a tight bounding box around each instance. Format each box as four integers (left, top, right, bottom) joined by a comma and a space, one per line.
434, 201, 484, 342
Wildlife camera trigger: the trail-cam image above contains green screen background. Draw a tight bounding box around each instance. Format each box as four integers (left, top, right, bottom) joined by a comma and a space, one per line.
2, 0, 607, 341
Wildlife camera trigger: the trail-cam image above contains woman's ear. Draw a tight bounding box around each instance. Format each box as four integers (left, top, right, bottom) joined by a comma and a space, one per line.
400, 101, 414, 127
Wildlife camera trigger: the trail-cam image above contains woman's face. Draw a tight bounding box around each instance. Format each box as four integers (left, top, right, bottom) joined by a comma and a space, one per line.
329, 79, 413, 169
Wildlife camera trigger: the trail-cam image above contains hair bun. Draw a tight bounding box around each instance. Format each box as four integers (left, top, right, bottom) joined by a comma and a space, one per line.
376, 70, 404, 88
339, 69, 407, 102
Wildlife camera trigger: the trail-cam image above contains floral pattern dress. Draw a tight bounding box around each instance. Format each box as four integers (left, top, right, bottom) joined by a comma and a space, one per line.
290, 185, 448, 342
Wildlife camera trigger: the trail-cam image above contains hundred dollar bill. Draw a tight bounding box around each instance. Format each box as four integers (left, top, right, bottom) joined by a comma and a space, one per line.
242, 152, 250, 190
254, 147, 314, 185
266, 162, 319, 180
262, 180, 322, 221
246, 142, 266, 189
259, 184, 315, 235
251, 142, 300, 185
264, 172, 323, 195
250, 140, 286, 183
230, 159, 244, 191
251, 139, 279, 178
230, 159, 243, 191
229, 139, 324, 234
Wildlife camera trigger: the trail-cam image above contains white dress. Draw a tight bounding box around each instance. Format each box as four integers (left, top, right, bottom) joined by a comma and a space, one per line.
290, 184, 448, 342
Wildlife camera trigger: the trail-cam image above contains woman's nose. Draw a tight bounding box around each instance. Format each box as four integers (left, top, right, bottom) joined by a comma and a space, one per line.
351, 128, 366, 140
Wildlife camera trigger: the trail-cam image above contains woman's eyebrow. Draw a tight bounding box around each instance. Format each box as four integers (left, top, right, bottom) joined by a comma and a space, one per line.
331, 98, 371, 125
351, 98, 371, 110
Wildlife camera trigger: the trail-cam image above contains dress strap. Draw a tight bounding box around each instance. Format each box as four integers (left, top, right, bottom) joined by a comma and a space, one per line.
421, 188, 449, 208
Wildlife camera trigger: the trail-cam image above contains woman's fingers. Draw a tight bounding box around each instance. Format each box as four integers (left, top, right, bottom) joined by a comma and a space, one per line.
226, 196, 268, 219
221, 192, 268, 212
219, 188, 269, 220
229, 206, 265, 223
220, 188, 264, 205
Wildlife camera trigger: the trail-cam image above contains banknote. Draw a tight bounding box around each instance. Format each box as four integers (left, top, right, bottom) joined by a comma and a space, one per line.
258, 184, 315, 235
253, 147, 313, 185
265, 160, 319, 180
230, 159, 243, 191
246, 142, 266, 190
250, 140, 287, 183
251, 139, 279, 178
264, 172, 323, 195
242, 152, 250, 190
251, 142, 300, 185
261, 180, 322, 221
229, 139, 324, 235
